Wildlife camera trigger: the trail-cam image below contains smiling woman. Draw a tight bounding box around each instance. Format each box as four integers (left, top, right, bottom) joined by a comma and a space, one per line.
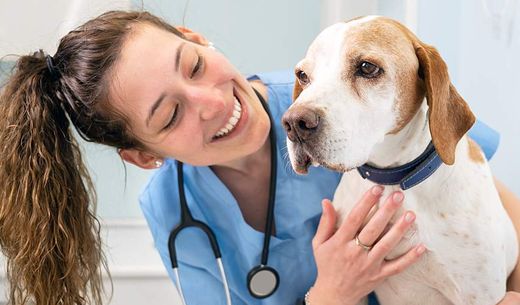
112, 23, 270, 168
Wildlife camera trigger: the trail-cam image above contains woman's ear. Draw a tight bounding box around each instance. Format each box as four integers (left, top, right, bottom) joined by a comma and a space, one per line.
118, 148, 161, 169
176, 26, 209, 46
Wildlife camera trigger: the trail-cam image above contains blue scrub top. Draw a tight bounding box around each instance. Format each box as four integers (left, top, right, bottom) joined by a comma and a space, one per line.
139, 70, 499, 305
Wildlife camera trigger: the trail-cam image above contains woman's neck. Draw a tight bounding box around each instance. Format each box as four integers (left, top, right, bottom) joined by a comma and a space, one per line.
212, 136, 271, 177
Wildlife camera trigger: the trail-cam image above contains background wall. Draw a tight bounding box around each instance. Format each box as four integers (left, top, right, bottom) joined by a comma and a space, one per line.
1, 0, 518, 304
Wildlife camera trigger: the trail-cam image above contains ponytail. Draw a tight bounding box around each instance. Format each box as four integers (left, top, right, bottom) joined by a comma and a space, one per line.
0, 51, 107, 304
0, 9, 189, 304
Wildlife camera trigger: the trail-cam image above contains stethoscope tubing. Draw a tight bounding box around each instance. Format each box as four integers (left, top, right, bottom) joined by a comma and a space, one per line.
167, 88, 278, 304
260, 94, 277, 266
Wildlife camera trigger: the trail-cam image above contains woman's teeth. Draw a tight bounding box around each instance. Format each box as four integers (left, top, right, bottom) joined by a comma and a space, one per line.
214, 97, 242, 139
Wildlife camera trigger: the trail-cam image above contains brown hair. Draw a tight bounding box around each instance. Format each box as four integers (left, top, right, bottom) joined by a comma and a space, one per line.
0, 11, 183, 305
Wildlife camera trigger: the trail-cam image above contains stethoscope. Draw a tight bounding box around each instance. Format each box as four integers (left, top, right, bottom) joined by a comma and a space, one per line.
168, 89, 279, 305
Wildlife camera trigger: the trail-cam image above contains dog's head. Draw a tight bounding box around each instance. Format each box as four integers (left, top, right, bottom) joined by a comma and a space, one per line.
282, 16, 475, 174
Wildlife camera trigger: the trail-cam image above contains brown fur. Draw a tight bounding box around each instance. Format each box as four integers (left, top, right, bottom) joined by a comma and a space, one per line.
293, 78, 303, 101
414, 44, 475, 165
343, 17, 475, 164
338, 18, 425, 134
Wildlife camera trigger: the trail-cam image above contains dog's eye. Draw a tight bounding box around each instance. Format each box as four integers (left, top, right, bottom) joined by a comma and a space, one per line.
358, 62, 382, 78
296, 69, 310, 85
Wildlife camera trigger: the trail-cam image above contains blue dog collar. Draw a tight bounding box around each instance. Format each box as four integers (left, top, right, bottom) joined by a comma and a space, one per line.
357, 141, 444, 190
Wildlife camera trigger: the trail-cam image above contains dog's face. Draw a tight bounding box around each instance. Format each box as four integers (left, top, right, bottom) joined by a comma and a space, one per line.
283, 16, 475, 174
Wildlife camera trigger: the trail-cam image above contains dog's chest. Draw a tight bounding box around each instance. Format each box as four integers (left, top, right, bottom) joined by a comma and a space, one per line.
332, 163, 516, 305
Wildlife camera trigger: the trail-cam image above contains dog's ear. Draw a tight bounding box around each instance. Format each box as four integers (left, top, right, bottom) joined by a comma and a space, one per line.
293, 79, 303, 101
414, 42, 475, 165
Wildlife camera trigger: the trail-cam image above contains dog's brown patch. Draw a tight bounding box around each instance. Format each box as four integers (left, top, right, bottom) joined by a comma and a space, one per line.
293, 78, 303, 101
339, 17, 475, 164
339, 17, 425, 134
385, 17, 476, 164
467, 137, 485, 164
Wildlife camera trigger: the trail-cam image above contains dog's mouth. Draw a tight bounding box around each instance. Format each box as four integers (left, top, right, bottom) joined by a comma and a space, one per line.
291, 144, 356, 174
291, 145, 314, 174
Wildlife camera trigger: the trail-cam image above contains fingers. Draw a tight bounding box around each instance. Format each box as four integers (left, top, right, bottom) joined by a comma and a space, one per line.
369, 210, 416, 261
336, 185, 384, 241
379, 244, 426, 278
357, 192, 404, 247
313, 199, 337, 248
498, 292, 520, 305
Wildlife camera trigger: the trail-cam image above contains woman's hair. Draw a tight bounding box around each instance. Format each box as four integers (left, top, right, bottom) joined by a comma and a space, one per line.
0, 11, 183, 305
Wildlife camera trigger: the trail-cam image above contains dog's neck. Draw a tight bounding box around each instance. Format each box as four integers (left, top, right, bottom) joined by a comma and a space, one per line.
367, 100, 432, 168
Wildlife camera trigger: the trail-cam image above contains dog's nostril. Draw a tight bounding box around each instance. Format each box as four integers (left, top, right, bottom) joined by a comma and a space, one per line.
298, 120, 310, 130
298, 115, 320, 131
283, 120, 292, 132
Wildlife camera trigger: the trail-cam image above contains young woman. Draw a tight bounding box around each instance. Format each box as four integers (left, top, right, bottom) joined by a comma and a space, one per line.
1, 10, 519, 305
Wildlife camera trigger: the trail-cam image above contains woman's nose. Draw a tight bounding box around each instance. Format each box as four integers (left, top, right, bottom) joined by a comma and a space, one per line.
186, 87, 226, 121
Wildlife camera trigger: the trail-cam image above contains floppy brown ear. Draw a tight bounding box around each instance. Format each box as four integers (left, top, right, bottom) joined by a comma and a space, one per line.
293, 79, 303, 101
414, 42, 475, 165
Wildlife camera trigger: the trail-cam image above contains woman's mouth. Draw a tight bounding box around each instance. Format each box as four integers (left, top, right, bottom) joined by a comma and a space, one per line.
213, 96, 242, 139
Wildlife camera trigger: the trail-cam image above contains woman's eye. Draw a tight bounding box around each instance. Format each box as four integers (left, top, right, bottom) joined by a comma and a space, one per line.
190, 55, 203, 78
163, 104, 179, 130
357, 61, 382, 78
296, 69, 310, 85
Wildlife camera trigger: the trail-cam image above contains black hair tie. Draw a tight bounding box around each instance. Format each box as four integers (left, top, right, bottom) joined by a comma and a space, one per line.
45, 55, 60, 80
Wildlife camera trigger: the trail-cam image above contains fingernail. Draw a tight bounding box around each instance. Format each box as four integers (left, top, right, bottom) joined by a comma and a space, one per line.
405, 211, 415, 222
416, 245, 426, 254
372, 185, 384, 195
393, 192, 404, 203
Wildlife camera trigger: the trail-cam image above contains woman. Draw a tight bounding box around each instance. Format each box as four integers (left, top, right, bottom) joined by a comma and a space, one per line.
0, 10, 518, 305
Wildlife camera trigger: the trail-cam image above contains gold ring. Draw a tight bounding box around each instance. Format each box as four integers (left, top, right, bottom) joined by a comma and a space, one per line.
355, 234, 373, 251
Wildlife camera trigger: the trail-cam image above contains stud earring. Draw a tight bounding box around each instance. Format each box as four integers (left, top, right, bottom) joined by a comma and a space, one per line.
154, 160, 163, 168
207, 41, 216, 50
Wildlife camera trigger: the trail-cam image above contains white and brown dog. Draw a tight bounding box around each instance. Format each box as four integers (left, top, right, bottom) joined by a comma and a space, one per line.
283, 16, 518, 305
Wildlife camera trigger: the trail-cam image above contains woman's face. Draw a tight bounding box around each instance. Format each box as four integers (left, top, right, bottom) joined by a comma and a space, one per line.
110, 24, 270, 166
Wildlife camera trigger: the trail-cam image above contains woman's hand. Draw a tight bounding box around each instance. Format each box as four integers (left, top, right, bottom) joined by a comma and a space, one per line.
497, 292, 520, 304
308, 186, 425, 305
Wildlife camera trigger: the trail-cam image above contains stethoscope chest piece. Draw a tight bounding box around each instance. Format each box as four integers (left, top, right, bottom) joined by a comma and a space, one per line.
169, 88, 279, 304
247, 264, 279, 298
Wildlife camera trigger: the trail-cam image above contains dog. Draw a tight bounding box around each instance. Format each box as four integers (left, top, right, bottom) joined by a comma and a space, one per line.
282, 16, 518, 305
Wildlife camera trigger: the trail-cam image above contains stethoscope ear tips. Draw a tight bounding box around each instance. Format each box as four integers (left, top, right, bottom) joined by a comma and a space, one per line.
247, 265, 279, 298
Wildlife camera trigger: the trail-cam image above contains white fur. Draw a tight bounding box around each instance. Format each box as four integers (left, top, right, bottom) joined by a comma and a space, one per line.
287, 18, 518, 305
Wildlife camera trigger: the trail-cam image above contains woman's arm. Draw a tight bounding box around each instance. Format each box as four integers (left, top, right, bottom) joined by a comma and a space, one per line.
495, 178, 520, 291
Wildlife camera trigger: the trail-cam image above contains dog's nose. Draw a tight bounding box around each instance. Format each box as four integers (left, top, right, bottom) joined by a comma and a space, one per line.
282, 106, 321, 143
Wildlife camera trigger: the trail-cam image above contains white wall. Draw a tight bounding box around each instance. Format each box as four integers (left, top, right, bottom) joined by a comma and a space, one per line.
134, 0, 321, 75
417, 0, 520, 194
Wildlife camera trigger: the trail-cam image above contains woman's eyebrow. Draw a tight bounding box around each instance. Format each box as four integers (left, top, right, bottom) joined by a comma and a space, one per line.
146, 93, 167, 127
146, 42, 186, 127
